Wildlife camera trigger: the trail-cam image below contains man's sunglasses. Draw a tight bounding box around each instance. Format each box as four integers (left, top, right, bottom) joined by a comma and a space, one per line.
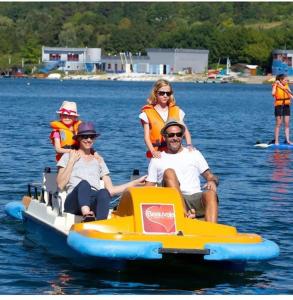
157, 91, 172, 97
165, 132, 183, 138
81, 135, 96, 140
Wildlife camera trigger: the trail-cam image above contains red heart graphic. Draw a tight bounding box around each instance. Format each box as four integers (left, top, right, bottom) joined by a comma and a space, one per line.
142, 204, 176, 233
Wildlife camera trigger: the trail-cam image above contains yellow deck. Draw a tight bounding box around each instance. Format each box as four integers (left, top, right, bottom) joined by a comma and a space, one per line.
71, 187, 262, 250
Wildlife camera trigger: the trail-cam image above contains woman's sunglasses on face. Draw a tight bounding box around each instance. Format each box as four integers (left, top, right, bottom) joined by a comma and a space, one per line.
81, 135, 96, 140
157, 91, 172, 97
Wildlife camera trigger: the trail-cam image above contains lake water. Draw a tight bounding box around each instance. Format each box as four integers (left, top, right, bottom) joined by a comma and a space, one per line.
0, 78, 292, 295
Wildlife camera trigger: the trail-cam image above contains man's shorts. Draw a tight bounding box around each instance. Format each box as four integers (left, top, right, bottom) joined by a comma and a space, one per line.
183, 192, 205, 218
275, 105, 290, 117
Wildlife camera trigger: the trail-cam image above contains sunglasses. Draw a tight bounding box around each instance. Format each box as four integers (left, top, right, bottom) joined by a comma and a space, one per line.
80, 135, 96, 140
165, 132, 183, 138
61, 114, 75, 118
157, 91, 172, 97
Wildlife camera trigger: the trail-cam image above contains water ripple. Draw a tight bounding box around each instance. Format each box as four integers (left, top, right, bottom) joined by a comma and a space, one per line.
0, 79, 292, 294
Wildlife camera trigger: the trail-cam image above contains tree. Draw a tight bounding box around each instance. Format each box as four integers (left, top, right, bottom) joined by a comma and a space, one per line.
58, 22, 79, 47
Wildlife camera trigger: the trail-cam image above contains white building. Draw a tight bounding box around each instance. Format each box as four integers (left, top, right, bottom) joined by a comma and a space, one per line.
41, 46, 209, 75
101, 48, 209, 75
41, 46, 101, 73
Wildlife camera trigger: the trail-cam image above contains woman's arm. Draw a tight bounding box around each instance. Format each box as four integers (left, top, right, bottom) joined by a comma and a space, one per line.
102, 174, 146, 197
56, 151, 80, 190
184, 125, 192, 146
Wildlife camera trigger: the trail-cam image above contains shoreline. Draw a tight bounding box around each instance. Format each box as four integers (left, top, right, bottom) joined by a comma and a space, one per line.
60, 73, 290, 84
8, 72, 293, 84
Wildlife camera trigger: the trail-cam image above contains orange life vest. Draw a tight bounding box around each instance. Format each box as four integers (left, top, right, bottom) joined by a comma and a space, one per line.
141, 104, 180, 157
50, 120, 81, 161
273, 83, 291, 106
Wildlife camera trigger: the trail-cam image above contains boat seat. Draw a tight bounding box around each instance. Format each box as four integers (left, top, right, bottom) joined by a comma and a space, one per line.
42, 171, 66, 215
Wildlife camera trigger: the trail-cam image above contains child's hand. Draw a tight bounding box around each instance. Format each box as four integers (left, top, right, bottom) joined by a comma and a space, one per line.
186, 144, 195, 151
151, 150, 161, 158
69, 150, 80, 163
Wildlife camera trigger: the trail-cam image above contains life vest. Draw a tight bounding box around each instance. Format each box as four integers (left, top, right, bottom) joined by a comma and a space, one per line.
273, 83, 291, 106
50, 120, 81, 161
141, 104, 180, 157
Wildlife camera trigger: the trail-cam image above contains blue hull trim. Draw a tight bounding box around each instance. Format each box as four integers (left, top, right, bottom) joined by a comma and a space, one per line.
204, 239, 280, 261
4, 201, 279, 267
4, 201, 24, 220
268, 143, 293, 150
67, 231, 162, 260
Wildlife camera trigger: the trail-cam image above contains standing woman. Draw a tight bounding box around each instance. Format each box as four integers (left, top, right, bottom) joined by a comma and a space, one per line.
139, 79, 193, 158
272, 74, 293, 145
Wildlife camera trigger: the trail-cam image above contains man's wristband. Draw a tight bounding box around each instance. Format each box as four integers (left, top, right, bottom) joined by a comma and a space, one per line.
210, 176, 219, 186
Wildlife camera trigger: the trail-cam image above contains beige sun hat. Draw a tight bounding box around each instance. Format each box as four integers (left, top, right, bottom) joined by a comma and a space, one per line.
161, 119, 186, 135
56, 101, 79, 116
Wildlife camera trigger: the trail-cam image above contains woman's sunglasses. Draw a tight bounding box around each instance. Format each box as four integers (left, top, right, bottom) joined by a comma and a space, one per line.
157, 91, 172, 97
81, 135, 96, 140
165, 132, 183, 138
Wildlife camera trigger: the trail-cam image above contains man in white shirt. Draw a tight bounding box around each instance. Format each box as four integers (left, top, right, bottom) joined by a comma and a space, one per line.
145, 119, 218, 223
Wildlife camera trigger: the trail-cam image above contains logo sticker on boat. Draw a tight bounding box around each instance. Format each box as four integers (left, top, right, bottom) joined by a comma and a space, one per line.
141, 204, 176, 234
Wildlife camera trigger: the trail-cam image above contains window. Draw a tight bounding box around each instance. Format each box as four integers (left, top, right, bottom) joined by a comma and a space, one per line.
107, 63, 111, 70
67, 53, 79, 61
49, 54, 61, 61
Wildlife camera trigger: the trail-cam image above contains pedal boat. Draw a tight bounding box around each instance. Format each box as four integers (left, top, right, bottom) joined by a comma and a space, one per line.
5, 175, 279, 267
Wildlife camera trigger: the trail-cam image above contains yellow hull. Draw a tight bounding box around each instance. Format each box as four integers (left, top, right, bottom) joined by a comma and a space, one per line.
68, 187, 278, 261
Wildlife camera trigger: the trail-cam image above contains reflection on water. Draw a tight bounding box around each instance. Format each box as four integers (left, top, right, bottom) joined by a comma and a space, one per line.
269, 150, 293, 199
49, 273, 71, 295
44, 261, 263, 295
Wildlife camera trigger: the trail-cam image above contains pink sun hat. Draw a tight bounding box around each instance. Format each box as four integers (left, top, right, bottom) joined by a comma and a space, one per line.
56, 101, 79, 117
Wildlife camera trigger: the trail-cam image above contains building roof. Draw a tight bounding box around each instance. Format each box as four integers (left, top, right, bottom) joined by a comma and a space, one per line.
273, 49, 293, 55
146, 48, 209, 54
246, 65, 258, 69
43, 46, 88, 54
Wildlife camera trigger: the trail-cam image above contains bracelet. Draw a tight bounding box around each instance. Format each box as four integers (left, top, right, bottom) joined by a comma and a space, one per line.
211, 176, 219, 186
186, 144, 193, 147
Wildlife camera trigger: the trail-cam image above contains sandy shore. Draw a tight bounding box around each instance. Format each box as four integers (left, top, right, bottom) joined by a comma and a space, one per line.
60, 73, 292, 84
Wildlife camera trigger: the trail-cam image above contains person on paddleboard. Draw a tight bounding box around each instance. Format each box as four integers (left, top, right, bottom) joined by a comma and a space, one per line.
272, 74, 293, 145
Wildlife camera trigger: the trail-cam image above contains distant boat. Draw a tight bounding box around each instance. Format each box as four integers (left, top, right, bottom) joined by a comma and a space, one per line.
198, 57, 235, 84
47, 73, 62, 80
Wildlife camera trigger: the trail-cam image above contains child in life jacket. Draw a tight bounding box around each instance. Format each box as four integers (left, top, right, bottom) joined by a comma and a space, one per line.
272, 74, 293, 145
139, 79, 193, 158
50, 101, 82, 161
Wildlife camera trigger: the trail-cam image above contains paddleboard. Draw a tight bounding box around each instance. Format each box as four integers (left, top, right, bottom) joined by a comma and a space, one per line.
254, 142, 293, 149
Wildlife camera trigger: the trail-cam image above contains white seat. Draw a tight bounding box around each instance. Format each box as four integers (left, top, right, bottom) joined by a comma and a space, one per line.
42, 171, 105, 216
42, 172, 65, 215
